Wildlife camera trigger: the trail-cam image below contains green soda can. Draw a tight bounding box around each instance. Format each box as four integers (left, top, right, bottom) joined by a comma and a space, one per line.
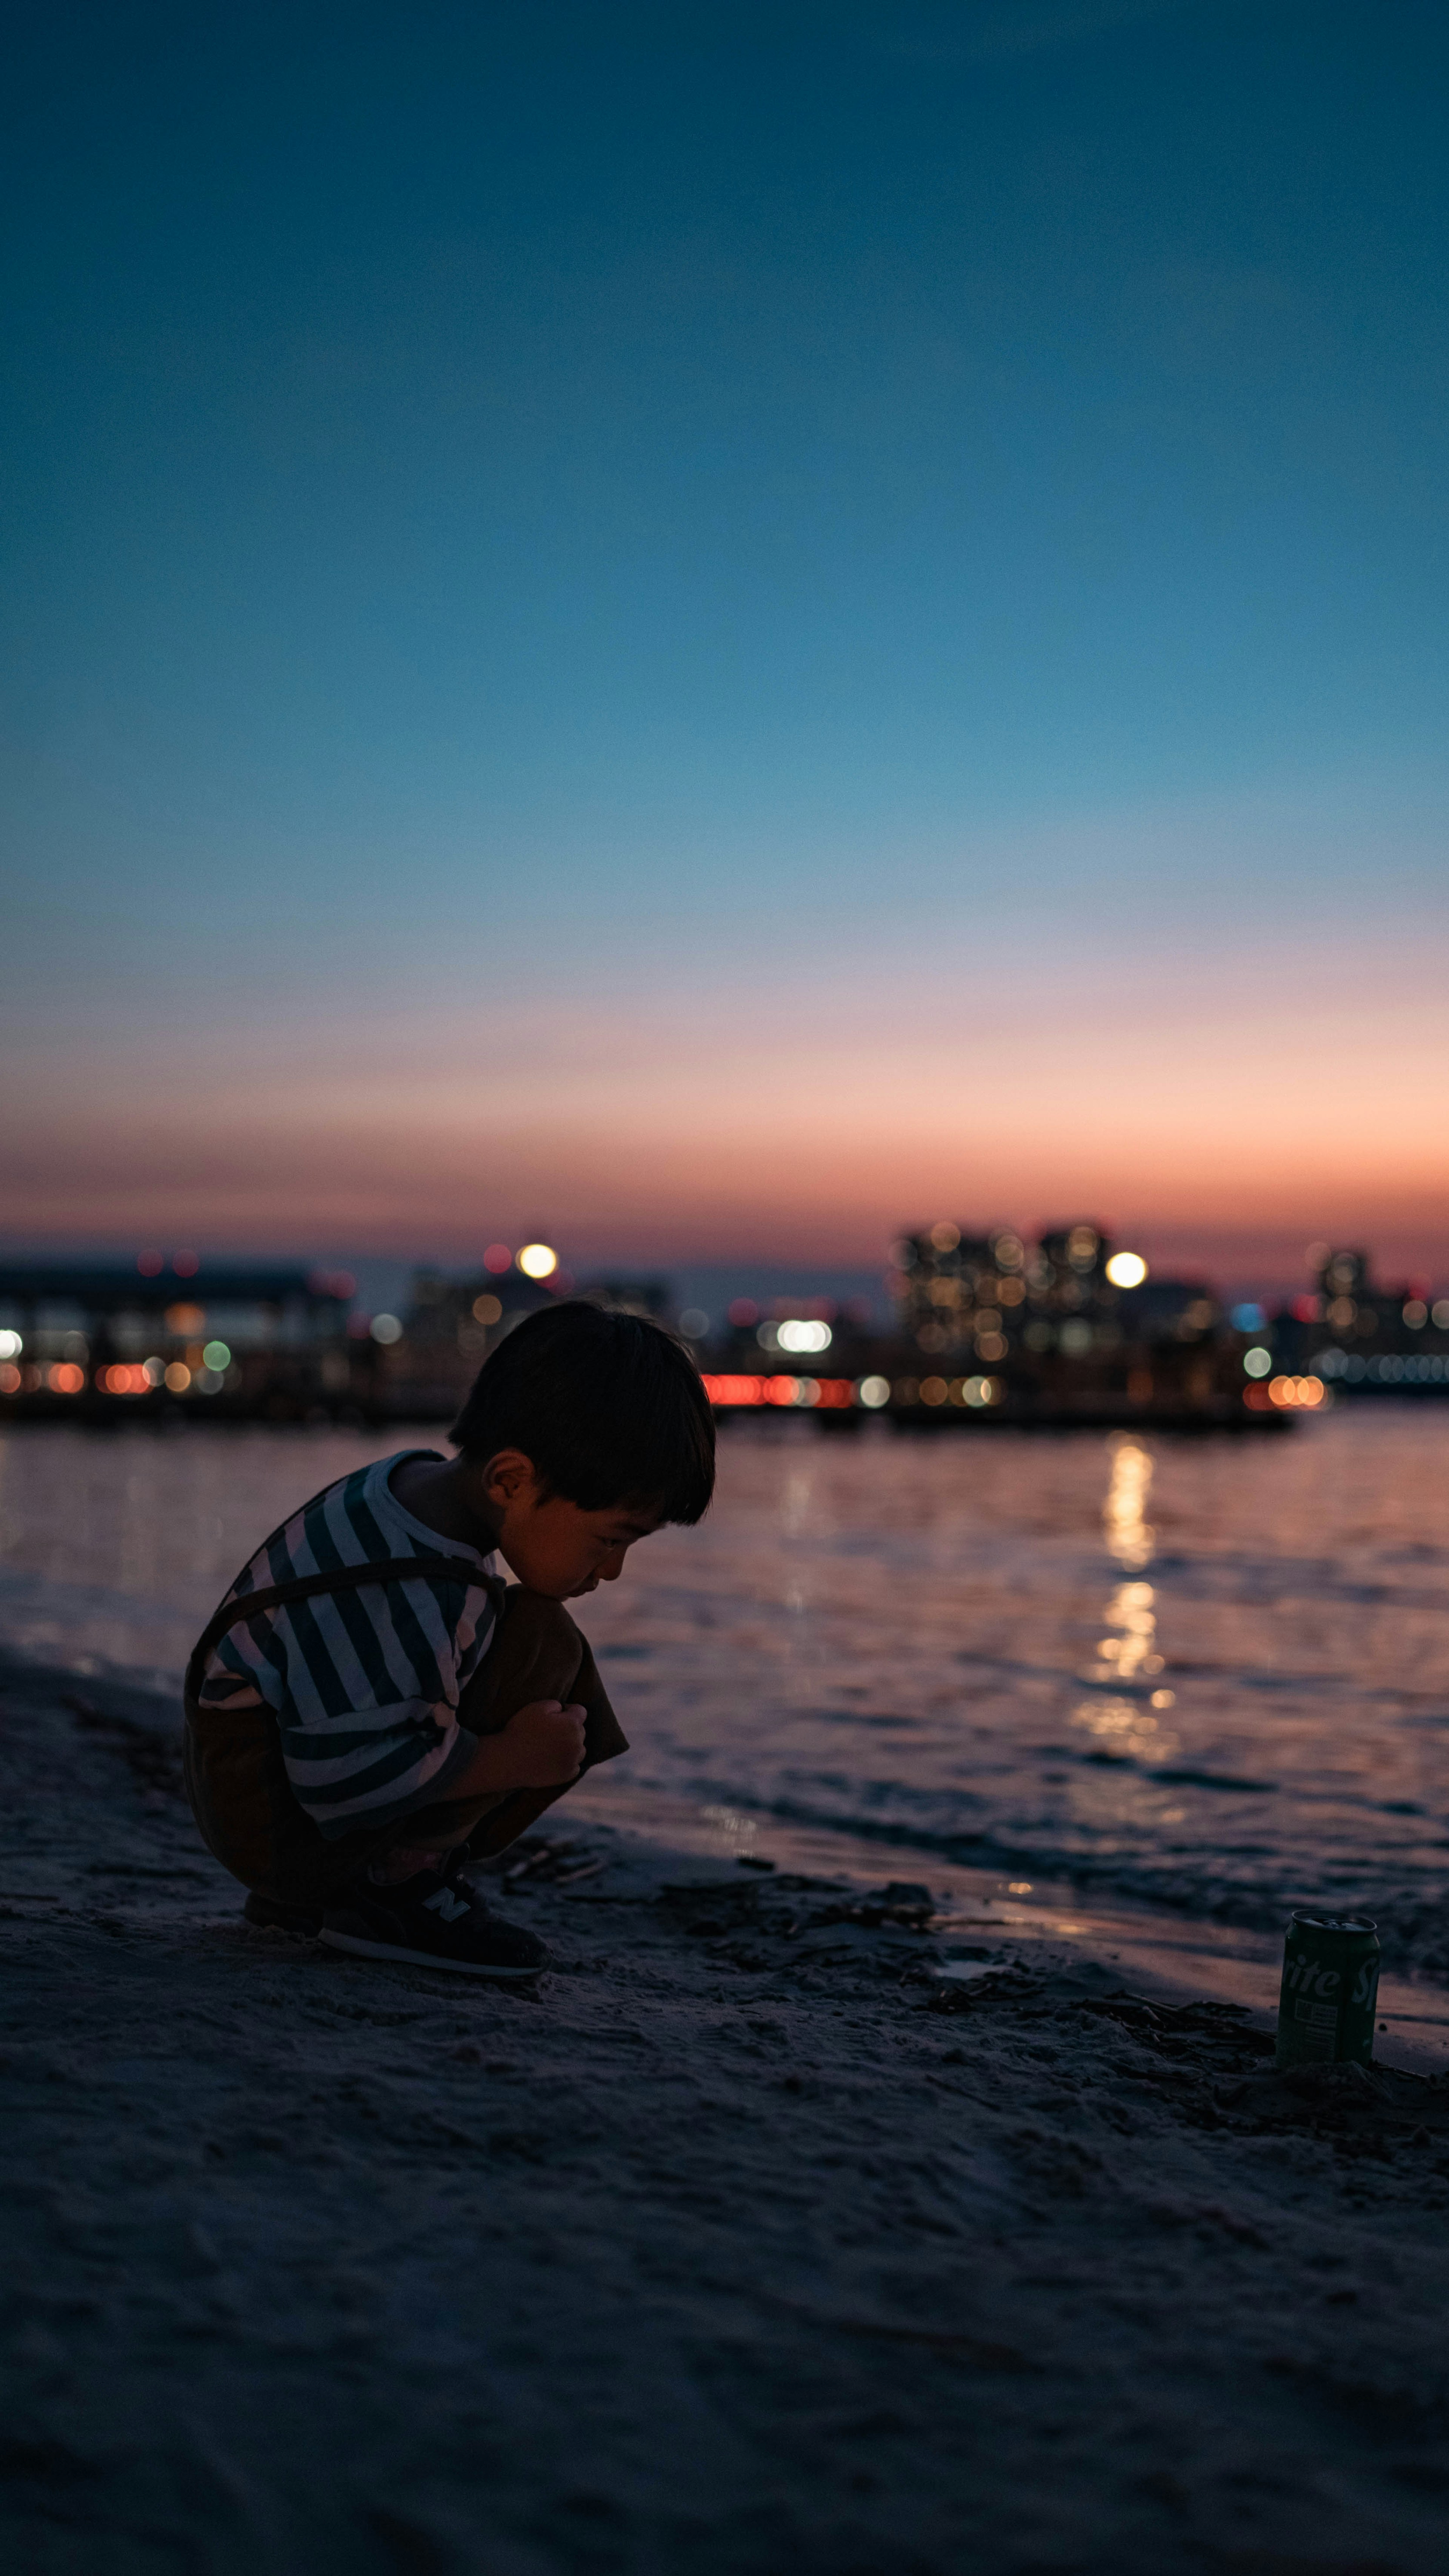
1275, 1912, 1380, 2069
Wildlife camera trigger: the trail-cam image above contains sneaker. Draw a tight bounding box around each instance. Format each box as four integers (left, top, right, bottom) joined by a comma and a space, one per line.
243, 1889, 322, 1937
319, 1861, 550, 1980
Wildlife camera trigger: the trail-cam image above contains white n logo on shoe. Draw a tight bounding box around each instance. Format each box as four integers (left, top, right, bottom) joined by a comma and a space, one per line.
423, 1887, 471, 1923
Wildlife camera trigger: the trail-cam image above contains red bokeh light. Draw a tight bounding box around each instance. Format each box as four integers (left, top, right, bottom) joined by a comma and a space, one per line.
727, 1299, 758, 1326
101, 1363, 150, 1395
172, 1250, 199, 1277
137, 1250, 163, 1276
700, 1374, 764, 1406
483, 1244, 512, 1274
700, 1373, 860, 1411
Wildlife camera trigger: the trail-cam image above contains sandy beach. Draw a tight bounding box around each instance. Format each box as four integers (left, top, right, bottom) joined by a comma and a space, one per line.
4, 1641, 1449, 2576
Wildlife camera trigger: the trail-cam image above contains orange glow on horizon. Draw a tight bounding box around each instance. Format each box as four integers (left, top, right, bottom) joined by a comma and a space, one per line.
5, 931, 1447, 1280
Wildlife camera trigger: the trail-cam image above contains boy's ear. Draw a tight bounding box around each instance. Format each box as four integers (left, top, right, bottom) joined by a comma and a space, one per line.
480, 1448, 541, 1509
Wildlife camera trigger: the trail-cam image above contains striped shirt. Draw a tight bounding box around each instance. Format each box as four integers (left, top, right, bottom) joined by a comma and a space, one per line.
198, 1450, 499, 1840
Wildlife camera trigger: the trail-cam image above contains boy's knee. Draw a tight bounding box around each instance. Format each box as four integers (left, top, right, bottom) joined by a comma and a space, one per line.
494, 1587, 585, 1701
501, 1587, 582, 1653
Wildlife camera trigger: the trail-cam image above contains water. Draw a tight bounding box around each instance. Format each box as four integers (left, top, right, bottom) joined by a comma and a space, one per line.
3, 1412, 1448, 1959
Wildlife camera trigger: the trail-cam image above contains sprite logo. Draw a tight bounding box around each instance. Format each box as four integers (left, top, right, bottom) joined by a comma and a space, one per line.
1282, 1955, 1340, 1998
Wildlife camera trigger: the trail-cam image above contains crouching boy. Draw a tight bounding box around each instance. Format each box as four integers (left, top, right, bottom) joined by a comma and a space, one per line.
184, 1302, 715, 1977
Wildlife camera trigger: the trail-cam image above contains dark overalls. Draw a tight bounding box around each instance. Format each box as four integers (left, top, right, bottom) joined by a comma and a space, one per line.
183, 1554, 627, 1912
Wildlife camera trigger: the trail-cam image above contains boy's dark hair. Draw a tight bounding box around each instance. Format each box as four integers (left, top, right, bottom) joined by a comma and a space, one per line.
450, 1300, 715, 1523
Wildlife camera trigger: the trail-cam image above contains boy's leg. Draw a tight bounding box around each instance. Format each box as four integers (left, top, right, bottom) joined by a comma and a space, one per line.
383, 1587, 629, 1864
314, 1593, 630, 1978
185, 1588, 628, 1925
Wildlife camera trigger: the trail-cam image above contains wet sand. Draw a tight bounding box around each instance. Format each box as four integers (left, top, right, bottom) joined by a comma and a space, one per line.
5, 1645, 1449, 2576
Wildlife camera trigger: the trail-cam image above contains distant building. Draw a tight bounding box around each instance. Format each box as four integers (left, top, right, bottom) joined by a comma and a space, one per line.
1315, 1247, 1375, 1338
0, 1260, 356, 1418
889, 1219, 1208, 1363
888, 1223, 1024, 1363
387, 1267, 557, 1412
1286, 1246, 1449, 1392
1112, 1280, 1220, 1346
373, 1266, 680, 1421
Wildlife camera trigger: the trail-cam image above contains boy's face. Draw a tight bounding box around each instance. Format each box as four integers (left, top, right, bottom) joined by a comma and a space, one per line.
478, 1451, 665, 1598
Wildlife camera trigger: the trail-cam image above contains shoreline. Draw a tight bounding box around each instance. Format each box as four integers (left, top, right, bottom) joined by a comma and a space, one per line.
562, 1773, 1449, 2077
5, 1645, 1449, 2571
10, 1635, 1444, 2073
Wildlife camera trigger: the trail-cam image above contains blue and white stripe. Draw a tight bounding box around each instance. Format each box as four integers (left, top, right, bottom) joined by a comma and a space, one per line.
198, 1451, 497, 1838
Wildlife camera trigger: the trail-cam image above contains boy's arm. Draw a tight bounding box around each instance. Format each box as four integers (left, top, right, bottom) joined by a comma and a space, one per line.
446, 1697, 587, 1797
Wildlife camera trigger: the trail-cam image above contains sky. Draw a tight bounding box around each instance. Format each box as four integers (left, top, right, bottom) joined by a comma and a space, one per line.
3, 0, 1447, 1296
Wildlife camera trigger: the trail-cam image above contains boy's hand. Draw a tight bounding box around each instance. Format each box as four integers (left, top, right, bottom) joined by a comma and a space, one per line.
497, 1697, 587, 1786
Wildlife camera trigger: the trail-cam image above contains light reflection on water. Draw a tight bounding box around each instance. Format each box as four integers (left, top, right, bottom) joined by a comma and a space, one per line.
2, 1413, 1448, 1937
1072, 1441, 1177, 1774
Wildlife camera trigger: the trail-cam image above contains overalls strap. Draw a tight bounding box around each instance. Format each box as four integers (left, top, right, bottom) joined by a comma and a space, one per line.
186, 1557, 506, 1705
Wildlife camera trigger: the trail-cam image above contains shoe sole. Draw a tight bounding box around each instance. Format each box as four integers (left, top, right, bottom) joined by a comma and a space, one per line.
319, 1927, 545, 1979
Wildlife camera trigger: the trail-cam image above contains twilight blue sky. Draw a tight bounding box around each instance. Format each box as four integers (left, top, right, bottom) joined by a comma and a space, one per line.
3, 0, 1447, 1284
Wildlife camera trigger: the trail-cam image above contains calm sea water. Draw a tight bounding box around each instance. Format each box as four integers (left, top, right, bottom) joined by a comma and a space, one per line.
3, 1413, 1448, 1955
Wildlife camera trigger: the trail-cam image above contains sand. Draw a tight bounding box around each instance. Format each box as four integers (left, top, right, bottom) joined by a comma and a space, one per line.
4, 1644, 1449, 2576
